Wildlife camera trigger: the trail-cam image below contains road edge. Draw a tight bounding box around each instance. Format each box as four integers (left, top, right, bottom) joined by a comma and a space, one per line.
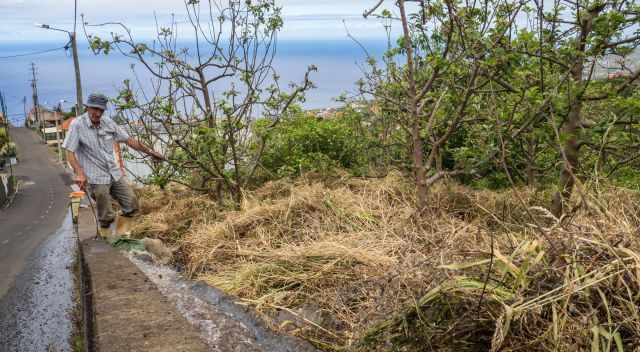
76, 226, 95, 352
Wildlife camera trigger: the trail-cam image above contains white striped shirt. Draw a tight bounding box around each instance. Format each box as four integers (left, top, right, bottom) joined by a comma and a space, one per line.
62, 113, 130, 184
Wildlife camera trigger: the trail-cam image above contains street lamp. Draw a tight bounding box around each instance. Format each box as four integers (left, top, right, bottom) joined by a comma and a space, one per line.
58, 99, 69, 109
35, 23, 84, 117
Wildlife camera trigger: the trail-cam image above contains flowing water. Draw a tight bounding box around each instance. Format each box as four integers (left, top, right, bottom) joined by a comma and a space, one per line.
128, 253, 318, 352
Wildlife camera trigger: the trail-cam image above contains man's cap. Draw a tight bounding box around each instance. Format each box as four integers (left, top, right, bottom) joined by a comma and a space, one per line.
85, 93, 108, 111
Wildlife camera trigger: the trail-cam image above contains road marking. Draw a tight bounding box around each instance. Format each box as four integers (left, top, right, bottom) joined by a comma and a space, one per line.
16, 232, 22, 236
1, 240, 8, 245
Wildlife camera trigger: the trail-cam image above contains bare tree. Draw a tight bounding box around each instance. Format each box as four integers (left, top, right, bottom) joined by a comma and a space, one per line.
361, 0, 524, 209
525, 0, 640, 216
84, 0, 314, 204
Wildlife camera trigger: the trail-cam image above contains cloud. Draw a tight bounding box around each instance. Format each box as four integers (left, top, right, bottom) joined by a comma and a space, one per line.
0, 0, 394, 41
0, 0, 26, 7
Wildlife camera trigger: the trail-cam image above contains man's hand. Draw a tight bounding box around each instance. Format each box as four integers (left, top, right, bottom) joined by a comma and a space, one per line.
74, 173, 87, 190
125, 138, 166, 162
67, 150, 87, 190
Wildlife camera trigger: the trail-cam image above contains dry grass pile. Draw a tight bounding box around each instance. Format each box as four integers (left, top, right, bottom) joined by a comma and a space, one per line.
131, 184, 219, 246
134, 174, 640, 351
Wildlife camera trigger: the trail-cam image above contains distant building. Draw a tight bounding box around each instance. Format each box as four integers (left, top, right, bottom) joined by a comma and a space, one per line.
26, 106, 49, 128
26, 106, 68, 145
25, 106, 38, 127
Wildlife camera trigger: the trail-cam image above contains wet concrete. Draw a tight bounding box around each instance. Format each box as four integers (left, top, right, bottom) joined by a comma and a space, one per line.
0, 212, 77, 352
81, 235, 209, 351
129, 254, 318, 352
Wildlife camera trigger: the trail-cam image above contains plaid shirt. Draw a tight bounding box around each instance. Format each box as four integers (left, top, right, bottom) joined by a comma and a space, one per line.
62, 113, 130, 184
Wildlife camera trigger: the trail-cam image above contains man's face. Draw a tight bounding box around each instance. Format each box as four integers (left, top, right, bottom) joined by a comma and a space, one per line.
87, 107, 104, 125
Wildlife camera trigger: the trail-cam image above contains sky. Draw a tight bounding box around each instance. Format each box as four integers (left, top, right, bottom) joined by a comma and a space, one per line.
0, 1, 398, 126
0, 0, 396, 42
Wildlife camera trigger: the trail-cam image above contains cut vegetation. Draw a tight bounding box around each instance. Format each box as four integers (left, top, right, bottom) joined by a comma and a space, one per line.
85, 0, 640, 349
131, 174, 640, 351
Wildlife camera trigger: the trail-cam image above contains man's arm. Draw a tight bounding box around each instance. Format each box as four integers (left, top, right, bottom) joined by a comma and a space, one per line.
62, 120, 86, 189
110, 118, 165, 162
66, 150, 87, 190
124, 138, 165, 161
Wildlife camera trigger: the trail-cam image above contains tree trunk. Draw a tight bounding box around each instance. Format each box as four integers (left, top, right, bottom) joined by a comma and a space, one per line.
413, 121, 428, 209
197, 68, 215, 128
526, 135, 535, 186
550, 8, 598, 217
398, 0, 428, 209
551, 102, 581, 217
398, 0, 427, 210
435, 146, 443, 172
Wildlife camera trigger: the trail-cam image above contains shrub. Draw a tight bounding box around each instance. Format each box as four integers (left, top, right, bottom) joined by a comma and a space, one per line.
257, 111, 371, 178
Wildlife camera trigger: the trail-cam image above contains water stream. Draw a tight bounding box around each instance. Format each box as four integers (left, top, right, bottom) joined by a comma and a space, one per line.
128, 253, 318, 352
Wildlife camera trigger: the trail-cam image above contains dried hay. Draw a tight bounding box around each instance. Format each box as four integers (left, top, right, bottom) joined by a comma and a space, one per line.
133, 174, 640, 351
131, 184, 219, 245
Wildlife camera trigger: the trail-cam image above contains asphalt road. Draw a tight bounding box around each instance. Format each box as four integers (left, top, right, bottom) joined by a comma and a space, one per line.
0, 128, 70, 298
0, 128, 77, 351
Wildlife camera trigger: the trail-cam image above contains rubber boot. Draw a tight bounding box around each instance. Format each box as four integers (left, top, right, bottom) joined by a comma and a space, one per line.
115, 214, 133, 238
98, 226, 113, 240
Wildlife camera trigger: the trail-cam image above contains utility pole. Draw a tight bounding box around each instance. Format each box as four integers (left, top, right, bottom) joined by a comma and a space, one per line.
0, 91, 9, 137
73, 0, 82, 116
36, 0, 83, 117
22, 96, 27, 127
30, 62, 44, 141
54, 112, 62, 163
36, 27, 83, 117
55, 101, 67, 164
70, 32, 83, 116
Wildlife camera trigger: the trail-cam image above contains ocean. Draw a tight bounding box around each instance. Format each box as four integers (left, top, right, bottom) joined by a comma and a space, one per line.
0, 39, 388, 126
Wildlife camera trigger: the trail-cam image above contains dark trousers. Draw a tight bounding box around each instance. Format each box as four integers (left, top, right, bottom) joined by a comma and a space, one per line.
88, 177, 138, 228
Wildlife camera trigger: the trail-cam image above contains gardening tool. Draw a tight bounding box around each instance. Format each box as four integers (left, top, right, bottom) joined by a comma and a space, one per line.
69, 189, 103, 240
69, 191, 85, 224
70, 189, 134, 241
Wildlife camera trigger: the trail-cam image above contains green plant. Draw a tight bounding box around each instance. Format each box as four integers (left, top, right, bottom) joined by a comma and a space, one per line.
257, 110, 372, 178
0, 128, 16, 158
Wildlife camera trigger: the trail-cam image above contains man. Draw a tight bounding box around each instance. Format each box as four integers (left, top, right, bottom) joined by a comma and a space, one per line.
63, 93, 164, 236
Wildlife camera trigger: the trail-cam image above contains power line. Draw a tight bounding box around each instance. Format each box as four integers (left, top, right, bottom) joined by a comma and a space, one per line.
0, 45, 69, 60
